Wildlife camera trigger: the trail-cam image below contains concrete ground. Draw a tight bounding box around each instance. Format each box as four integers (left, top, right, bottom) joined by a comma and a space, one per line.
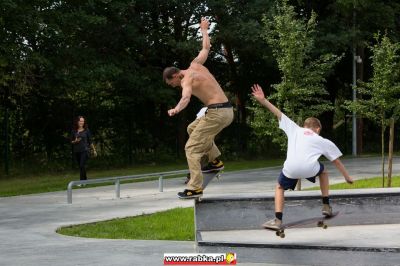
0, 157, 399, 266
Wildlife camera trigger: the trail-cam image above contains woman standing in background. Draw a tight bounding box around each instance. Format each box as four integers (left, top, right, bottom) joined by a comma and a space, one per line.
71, 116, 96, 183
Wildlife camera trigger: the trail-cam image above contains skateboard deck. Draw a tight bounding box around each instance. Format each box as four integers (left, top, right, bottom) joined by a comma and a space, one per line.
196, 170, 222, 201
264, 211, 339, 238
202, 170, 222, 189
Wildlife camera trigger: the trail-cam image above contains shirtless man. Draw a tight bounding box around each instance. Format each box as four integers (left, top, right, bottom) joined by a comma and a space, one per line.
163, 17, 234, 199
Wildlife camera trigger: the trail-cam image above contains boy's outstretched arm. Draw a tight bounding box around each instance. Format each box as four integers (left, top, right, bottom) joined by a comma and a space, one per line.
332, 159, 354, 184
251, 84, 282, 120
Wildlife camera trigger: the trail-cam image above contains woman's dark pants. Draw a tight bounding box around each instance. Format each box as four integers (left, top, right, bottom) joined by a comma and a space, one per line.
75, 151, 88, 180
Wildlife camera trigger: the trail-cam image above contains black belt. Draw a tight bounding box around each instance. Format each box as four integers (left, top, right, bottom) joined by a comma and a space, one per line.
207, 102, 232, 109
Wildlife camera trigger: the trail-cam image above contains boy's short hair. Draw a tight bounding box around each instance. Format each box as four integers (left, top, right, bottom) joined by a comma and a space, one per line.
163, 67, 180, 82
304, 117, 322, 130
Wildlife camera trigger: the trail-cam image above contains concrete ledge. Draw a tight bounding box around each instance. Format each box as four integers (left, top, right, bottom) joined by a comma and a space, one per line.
195, 188, 400, 231
198, 187, 400, 202
195, 188, 400, 264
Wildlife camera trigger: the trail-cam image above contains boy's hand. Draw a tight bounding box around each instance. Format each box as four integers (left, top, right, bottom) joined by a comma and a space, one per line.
346, 176, 354, 184
251, 84, 265, 103
345, 176, 354, 184
251, 83, 282, 119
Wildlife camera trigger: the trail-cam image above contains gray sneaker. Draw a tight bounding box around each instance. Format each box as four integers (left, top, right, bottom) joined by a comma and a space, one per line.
262, 218, 282, 230
322, 204, 333, 217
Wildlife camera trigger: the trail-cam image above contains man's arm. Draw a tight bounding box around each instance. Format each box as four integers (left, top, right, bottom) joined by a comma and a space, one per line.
191, 17, 210, 65
168, 75, 193, 116
251, 84, 282, 120
332, 158, 353, 184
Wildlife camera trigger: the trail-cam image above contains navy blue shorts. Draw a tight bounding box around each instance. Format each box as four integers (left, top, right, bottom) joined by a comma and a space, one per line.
278, 162, 325, 190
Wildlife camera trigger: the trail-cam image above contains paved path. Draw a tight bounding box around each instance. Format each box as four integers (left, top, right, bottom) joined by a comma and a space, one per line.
0, 157, 399, 265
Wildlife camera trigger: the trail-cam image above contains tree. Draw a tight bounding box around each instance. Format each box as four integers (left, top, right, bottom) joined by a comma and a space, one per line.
300, 0, 400, 154
250, 0, 341, 149
345, 33, 400, 187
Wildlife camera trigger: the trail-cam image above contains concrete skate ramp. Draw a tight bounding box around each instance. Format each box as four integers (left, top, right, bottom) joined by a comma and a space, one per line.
195, 188, 400, 265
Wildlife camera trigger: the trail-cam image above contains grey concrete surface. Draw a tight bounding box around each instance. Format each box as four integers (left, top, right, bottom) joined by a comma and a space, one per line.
195, 188, 400, 265
199, 224, 400, 250
195, 188, 400, 231
0, 157, 399, 265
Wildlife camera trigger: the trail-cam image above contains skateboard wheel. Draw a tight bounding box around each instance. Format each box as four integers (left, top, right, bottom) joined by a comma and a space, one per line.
317, 221, 324, 227
275, 231, 280, 236
280, 233, 285, 238
323, 224, 328, 229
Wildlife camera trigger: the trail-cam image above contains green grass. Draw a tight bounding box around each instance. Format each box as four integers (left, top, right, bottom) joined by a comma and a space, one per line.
0, 158, 283, 197
306, 176, 400, 190
57, 207, 195, 241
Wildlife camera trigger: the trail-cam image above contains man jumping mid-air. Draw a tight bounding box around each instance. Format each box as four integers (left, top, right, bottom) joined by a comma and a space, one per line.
163, 17, 234, 199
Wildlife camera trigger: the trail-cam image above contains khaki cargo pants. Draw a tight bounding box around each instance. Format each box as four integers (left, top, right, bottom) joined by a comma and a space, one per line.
185, 107, 234, 190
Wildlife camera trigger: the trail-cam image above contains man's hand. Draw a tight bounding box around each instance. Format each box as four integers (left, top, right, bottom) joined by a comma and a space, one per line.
168, 108, 178, 117
251, 84, 266, 103
200, 17, 209, 31
192, 17, 211, 65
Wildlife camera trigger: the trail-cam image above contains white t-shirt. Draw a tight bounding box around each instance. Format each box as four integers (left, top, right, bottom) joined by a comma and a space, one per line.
279, 114, 342, 179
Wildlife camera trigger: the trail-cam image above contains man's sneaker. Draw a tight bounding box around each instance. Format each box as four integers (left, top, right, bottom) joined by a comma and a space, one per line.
322, 204, 333, 217
201, 159, 224, 173
184, 173, 190, 184
177, 189, 203, 199
262, 218, 282, 230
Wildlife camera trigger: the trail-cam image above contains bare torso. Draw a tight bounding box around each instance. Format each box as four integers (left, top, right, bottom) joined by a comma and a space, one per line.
183, 63, 228, 106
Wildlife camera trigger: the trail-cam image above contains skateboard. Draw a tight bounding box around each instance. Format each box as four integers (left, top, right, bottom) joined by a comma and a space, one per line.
178, 170, 222, 200
197, 170, 222, 201
202, 170, 222, 189
264, 211, 339, 238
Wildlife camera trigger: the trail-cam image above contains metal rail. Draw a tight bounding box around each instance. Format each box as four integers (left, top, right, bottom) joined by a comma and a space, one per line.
67, 169, 188, 203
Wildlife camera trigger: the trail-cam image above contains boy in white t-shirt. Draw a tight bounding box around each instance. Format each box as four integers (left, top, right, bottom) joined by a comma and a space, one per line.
251, 84, 353, 230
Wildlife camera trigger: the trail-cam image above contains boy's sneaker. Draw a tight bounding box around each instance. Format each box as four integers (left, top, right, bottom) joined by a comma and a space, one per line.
322, 204, 333, 217
262, 218, 282, 230
177, 189, 203, 199
201, 159, 224, 173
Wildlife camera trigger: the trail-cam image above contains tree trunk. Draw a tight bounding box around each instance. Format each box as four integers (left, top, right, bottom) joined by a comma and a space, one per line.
177, 112, 188, 158
356, 46, 365, 154
387, 118, 394, 187
381, 113, 385, 188
222, 42, 248, 153
3, 105, 9, 176
127, 114, 133, 164
296, 179, 301, 191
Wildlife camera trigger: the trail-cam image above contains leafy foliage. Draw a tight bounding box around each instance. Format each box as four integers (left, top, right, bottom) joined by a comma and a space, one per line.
345, 33, 400, 183
250, 0, 341, 150
346, 34, 400, 123
1, 0, 400, 176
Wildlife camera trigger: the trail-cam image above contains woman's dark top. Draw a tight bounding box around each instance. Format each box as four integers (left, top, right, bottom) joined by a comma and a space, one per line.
71, 129, 92, 153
